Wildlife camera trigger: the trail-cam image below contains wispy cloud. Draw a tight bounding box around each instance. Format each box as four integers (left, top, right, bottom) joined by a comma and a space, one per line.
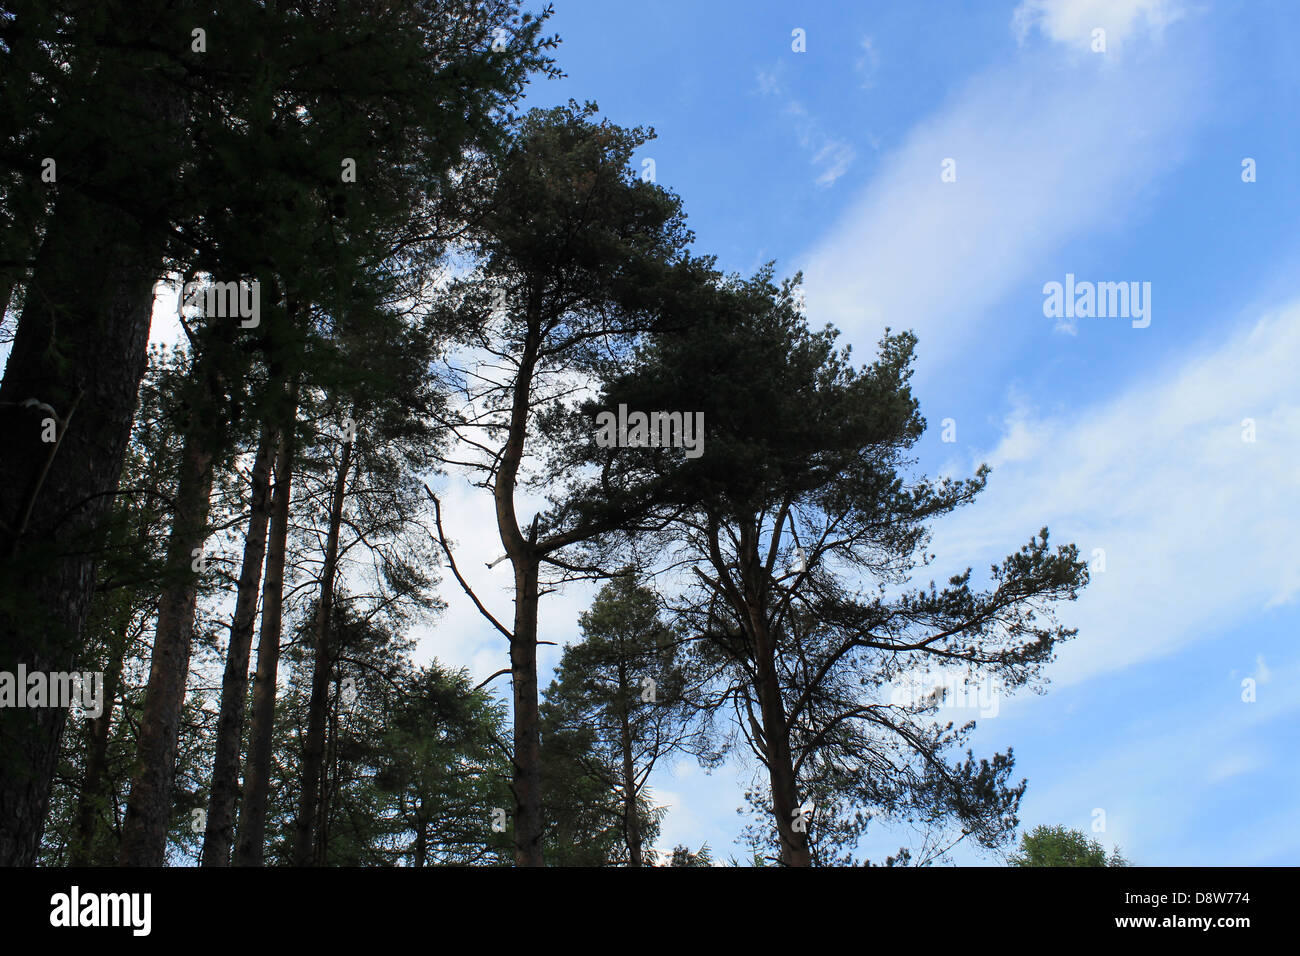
932, 301, 1300, 686
798, 4, 1203, 381
1008, 653, 1300, 864
854, 36, 879, 90
756, 63, 855, 187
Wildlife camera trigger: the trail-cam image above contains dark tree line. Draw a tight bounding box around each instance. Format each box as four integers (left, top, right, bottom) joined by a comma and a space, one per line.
1, 1, 1087, 867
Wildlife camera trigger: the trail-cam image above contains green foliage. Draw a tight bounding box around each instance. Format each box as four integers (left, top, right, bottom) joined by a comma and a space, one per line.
540, 574, 714, 865
668, 843, 713, 867
37, 351, 204, 864
241, 606, 509, 868
1009, 825, 1130, 867
258, 601, 513, 866
555, 266, 1089, 865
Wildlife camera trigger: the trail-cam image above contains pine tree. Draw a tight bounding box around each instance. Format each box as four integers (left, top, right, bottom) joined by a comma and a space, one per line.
428, 101, 712, 865
119, 0, 557, 866
541, 574, 715, 865
1010, 825, 1130, 867
557, 266, 1089, 865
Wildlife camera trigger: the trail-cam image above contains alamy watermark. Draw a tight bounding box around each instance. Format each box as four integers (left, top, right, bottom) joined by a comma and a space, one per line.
594, 404, 705, 459
889, 672, 1003, 718
50, 886, 150, 936
0, 665, 104, 719
178, 278, 261, 328
1042, 273, 1151, 329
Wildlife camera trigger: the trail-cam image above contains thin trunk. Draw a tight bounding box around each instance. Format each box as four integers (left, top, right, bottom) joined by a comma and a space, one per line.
119, 425, 217, 865
234, 387, 298, 867
0, 42, 185, 866
292, 432, 353, 865
201, 423, 278, 866
413, 798, 427, 868
315, 684, 342, 864
616, 656, 643, 867
68, 636, 126, 866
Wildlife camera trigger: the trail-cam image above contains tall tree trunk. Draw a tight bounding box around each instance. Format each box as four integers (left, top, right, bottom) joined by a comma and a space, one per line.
0, 36, 185, 865
292, 433, 353, 866
496, 329, 545, 866
509, 557, 544, 867
730, 519, 811, 868
234, 387, 298, 867
68, 632, 127, 866
616, 657, 643, 867
319, 686, 345, 863
752, 619, 810, 867
201, 423, 278, 866
316, 682, 343, 864
119, 422, 217, 865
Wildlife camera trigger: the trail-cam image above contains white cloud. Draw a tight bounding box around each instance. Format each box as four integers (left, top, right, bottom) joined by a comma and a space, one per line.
410, 472, 598, 687
650, 756, 759, 864
1013, 0, 1186, 50
798, 15, 1203, 384
931, 302, 1300, 686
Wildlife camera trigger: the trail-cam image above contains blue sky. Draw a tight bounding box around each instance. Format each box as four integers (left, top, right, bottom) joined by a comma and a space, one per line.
119, 0, 1297, 864
422, 0, 1299, 865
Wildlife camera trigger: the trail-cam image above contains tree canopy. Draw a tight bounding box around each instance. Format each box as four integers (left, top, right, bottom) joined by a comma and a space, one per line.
3, 2, 1092, 871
